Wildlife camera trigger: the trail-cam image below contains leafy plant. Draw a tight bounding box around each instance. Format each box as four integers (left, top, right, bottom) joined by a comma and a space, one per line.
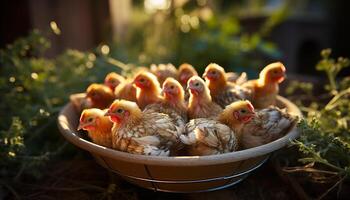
0, 30, 120, 198
284, 49, 350, 199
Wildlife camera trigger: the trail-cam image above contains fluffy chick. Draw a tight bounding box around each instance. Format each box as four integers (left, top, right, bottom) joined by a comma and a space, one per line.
178, 63, 198, 101
144, 77, 187, 128
203, 63, 252, 108
218, 100, 256, 146
219, 100, 296, 149
114, 79, 137, 102
104, 72, 125, 91
180, 118, 238, 156
187, 76, 223, 119
240, 106, 296, 149
78, 108, 113, 148
86, 83, 115, 109
150, 63, 178, 85
242, 62, 286, 108
105, 100, 181, 156
180, 101, 254, 155
133, 71, 163, 109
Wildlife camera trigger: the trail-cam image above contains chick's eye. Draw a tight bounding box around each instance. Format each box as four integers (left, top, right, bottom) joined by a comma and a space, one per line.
240, 109, 247, 113
170, 85, 175, 89
211, 71, 216, 74
116, 109, 124, 113
139, 78, 145, 82
88, 118, 93, 122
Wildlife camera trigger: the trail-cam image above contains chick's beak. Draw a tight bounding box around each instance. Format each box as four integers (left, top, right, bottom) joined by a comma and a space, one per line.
202, 72, 207, 79
104, 110, 112, 116
77, 124, 84, 131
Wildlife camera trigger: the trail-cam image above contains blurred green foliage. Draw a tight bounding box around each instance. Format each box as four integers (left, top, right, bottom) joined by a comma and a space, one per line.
0, 30, 121, 197
110, 0, 287, 75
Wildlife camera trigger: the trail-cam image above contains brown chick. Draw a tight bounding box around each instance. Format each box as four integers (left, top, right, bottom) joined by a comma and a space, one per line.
218, 100, 256, 147
150, 63, 178, 85
187, 76, 223, 119
104, 72, 125, 91
203, 63, 252, 108
86, 83, 115, 109
218, 100, 296, 149
144, 77, 187, 129
133, 71, 163, 109
178, 63, 198, 101
241, 62, 286, 109
78, 108, 113, 148
180, 118, 238, 156
114, 79, 137, 102
105, 100, 181, 156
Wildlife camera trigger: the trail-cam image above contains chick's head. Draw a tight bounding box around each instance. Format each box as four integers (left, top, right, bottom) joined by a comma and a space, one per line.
187, 76, 206, 96
104, 72, 125, 90
260, 62, 286, 83
78, 108, 104, 131
105, 100, 141, 124
203, 63, 226, 82
224, 100, 256, 123
133, 71, 160, 90
150, 63, 177, 84
162, 77, 184, 100
86, 84, 114, 103
178, 63, 198, 85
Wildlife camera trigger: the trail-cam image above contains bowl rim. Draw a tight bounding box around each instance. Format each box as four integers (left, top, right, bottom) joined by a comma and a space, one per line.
57, 95, 301, 166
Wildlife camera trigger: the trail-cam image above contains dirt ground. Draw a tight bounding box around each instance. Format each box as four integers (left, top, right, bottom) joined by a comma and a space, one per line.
14, 155, 299, 200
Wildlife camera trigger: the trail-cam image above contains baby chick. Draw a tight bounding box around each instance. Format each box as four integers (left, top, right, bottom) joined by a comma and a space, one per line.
86, 83, 115, 109
219, 100, 296, 149
144, 77, 187, 128
104, 72, 125, 91
178, 63, 198, 101
187, 76, 223, 119
180, 100, 252, 156
114, 79, 137, 102
180, 118, 238, 156
133, 71, 163, 109
78, 108, 113, 148
242, 62, 286, 108
203, 63, 252, 108
240, 106, 297, 149
150, 63, 178, 85
105, 100, 181, 156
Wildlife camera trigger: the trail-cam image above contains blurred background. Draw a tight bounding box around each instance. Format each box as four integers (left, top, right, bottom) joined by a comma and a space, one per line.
1, 0, 350, 76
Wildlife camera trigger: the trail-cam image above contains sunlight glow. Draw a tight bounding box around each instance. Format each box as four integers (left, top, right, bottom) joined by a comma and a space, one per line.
50, 21, 61, 35
144, 0, 171, 13
101, 45, 110, 55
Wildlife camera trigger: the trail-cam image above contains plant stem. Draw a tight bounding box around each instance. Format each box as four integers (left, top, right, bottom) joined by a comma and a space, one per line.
105, 57, 129, 71
326, 70, 337, 94
317, 175, 347, 200
325, 88, 350, 111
